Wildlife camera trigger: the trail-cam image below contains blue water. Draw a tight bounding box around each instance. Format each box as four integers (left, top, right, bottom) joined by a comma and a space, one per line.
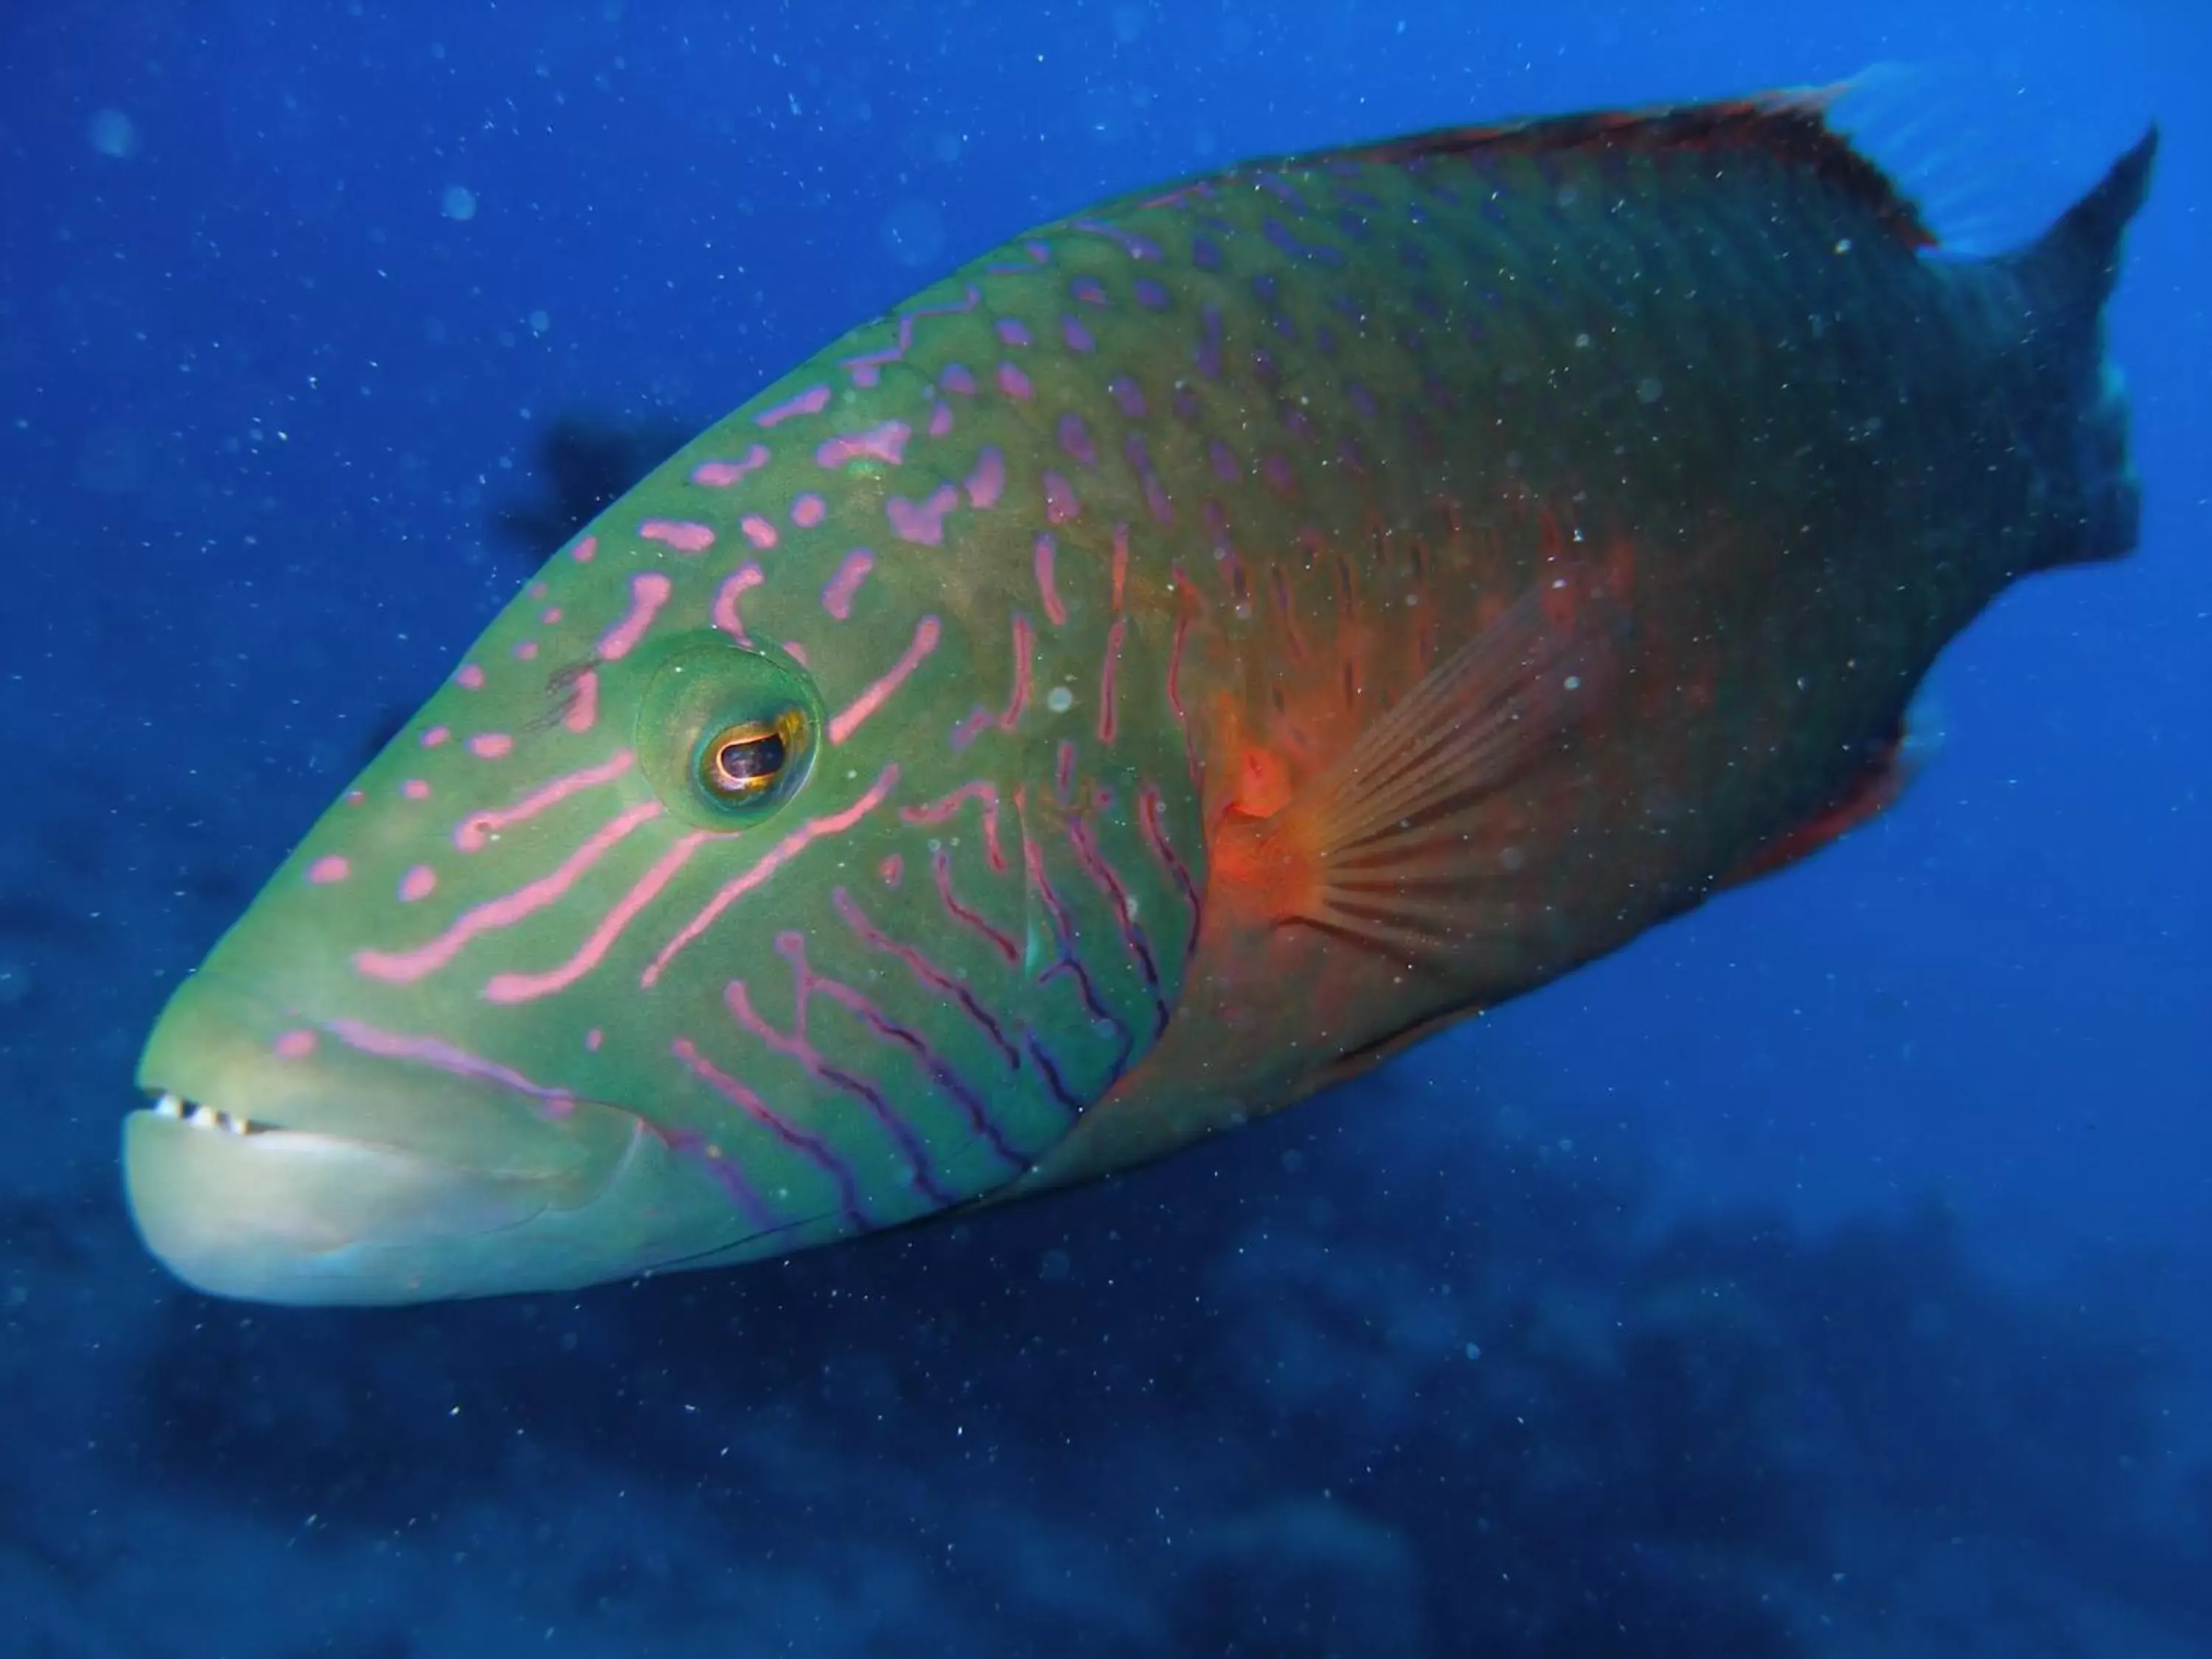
2, 3, 2206, 1655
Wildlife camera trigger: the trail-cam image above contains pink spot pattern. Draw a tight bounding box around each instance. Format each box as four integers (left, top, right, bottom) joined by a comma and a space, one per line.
468, 733, 514, 759
640, 520, 713, 554
400, 866, 438, 902
887, 484, 960, 546
755, 385, 832, 428
712, 563, 765, 644
307, 855, 350, 886
569, 535, 598, 563
740, 514, 779, 549
830, 616, 942, 745
421, 726, 451, 748
1043, 471, 1081, 524
821, 549, 874, 619
274, 1030, 319, 1060
997, 363, 1034, 401
562, 668, 599, 734
964, 446, 1005, 509
790, 493, 827, 527
598, 572, 672, 661
457, 664, 486, 689
815, 422, 910, 470
1034, 535, 1068, 626
692, 445, 771, 487
456, 751, 634, 852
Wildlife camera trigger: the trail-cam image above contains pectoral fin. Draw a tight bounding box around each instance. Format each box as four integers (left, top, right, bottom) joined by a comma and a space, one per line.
1219, 572, 1623, 958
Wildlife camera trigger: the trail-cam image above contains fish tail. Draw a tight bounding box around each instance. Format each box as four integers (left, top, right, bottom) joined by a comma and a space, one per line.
1996, 126, 2158, 573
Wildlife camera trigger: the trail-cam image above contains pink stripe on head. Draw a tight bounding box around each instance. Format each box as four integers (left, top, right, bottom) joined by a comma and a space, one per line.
482, 831, 708, 1005
820, 549, 874, 620
712, 562, 765, 644
642, 766, 898, 987
830, 616, 941, 745
598, 571, 672, 661
640, 519, 715, 553
455, 751, 634, 852
358, 799, 664, 984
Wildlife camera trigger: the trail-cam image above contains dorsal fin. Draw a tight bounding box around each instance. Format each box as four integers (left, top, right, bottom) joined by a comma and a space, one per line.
1253, 87, 1937, 251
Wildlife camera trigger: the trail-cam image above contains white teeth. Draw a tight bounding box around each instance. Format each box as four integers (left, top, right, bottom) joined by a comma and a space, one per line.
155, 1094, 255, 1134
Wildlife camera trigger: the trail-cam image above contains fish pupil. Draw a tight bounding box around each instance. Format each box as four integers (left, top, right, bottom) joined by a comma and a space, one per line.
715, 730, 785, 786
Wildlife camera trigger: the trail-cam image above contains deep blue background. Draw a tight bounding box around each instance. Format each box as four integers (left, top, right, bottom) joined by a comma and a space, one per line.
1, 3, 2205, 1655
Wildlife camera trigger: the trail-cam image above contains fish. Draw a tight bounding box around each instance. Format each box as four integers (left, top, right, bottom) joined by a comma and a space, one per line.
124, 88, 2156, 1304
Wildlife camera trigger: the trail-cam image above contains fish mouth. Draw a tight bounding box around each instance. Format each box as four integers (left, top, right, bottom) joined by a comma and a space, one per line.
124, 973, 747, 1305
122, 1087, 596, 1305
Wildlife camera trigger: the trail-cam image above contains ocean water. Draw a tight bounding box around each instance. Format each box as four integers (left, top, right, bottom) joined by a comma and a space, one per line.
1, 2, 2207, 1655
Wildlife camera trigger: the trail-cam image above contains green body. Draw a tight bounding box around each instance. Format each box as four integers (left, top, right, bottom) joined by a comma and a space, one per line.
125, 96, 2152, 1303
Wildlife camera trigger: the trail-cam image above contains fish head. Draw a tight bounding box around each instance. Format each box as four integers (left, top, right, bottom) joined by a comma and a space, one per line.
128, 405, 1200, 1305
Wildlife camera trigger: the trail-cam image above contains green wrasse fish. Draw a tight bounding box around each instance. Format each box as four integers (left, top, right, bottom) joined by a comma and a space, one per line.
126, 90, 2155, 1304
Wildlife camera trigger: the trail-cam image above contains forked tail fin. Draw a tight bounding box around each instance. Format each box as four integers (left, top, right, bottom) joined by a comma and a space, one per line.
2003, 128, 2158, 571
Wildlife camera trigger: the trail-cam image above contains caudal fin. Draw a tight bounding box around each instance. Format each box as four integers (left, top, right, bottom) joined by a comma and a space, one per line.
2003, 127, 2157, 571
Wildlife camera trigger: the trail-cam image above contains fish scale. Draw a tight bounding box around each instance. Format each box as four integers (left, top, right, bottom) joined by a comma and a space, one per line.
124, 90, 2154, 1302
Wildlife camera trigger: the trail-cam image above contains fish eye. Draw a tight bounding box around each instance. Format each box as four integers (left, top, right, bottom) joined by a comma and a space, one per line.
698, 709, 805, 802
633, 633, 822, 829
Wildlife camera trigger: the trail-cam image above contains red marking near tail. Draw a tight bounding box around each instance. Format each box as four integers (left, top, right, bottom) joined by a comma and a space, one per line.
830, 616, 941, 745
455, 751, 634, 852
643, 766, 898, 988
358, 800, 664, 985
484, 831, 707, 1004
899, 780, 1006, 872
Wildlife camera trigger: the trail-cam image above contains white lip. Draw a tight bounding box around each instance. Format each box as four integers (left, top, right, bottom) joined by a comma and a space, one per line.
124, 1105, 567, 1304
